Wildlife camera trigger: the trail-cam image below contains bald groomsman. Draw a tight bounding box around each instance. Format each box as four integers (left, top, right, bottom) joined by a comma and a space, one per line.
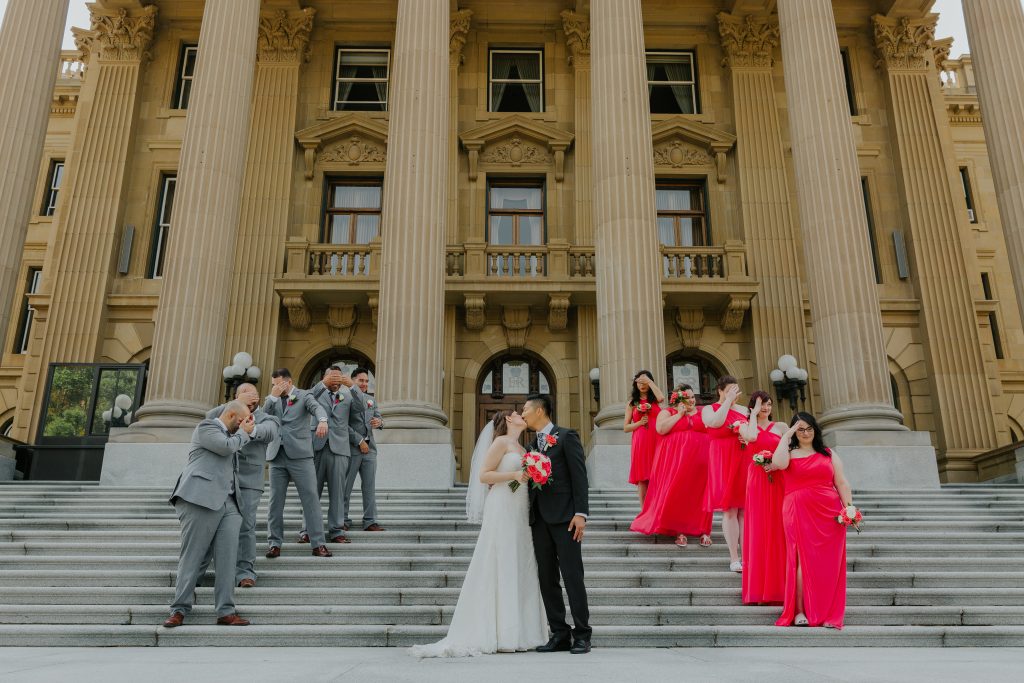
164, 401, 253, 627
263, 368, 333, 558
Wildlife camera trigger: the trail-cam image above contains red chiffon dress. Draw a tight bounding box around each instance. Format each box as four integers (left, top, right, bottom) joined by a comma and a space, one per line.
630, 410, 712, 537
703, 404, 748, 511
776, 452, 847, 629
742, 424, 787, 605
628, 399, 661, 485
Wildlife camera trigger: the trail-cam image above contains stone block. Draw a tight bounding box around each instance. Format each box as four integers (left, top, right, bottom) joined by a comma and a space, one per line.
823, 430, 940, 489
101, 441, 190, 487
374, 428, 455, 489
586, 428, 632, 490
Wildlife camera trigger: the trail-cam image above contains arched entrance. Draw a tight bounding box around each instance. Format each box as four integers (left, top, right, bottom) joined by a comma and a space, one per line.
300, 349, 376, 392
476, 353, 555, 448
666, 351, 726, 405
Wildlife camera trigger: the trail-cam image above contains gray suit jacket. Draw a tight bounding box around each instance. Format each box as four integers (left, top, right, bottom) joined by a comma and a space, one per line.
263, 388, 327, 460
206, 405, 279, 491
309, 381, 360, 456
169, 419, 248, 511
349, 387, 383, 453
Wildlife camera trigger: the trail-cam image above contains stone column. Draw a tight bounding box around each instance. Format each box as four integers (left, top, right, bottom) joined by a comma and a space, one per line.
872, 13, 997, 479
717, 12, 809, 414
776, 0, 937, 487
123, 0, 260, 440
561, 9, 593, 245
447, 9, 471, 245
372, 0, 455, 488
223, 7, 315, 376
962, 0, 1024, 334
15, 4, 156, 439
0, 0, 68, 348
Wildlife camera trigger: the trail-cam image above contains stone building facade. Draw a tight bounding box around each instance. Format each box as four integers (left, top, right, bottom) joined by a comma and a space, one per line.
2, 0, 1023, 486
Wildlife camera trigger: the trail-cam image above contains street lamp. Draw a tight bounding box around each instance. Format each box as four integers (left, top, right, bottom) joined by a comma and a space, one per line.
222, 351, 261, 402
589, 367, 600, 403
102, 393, 134, 428
769, 354, 808, 412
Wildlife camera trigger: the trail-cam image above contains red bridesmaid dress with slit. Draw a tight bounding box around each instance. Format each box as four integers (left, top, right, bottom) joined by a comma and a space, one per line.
703, 404, 748, 511
776, 452, 847, 628
630, 410, 712, 537
628, 399, 661, 485
742, 424, 787, 605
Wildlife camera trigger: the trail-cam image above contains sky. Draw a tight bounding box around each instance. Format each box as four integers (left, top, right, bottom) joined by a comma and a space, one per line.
0, 0, 1007, 62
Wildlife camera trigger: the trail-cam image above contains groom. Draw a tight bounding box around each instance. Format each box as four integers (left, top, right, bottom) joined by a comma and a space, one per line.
521, 394, 592, 654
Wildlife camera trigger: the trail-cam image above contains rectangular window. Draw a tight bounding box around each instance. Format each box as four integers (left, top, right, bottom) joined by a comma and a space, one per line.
981, 272, 994, 300
960, 166, 977, 223
333, 48, 390, 111
37, 363, 146, 444
840, 48, 857, 116
990, 312, 1005, 359
487, 180, 545, 246
13, 268, 42, 354
323, 179, 383, 244
655, 181, 709, 247
172, 44, 198, 110
489, 49, 543, 113
647, 51, 699, 115
147, 175, 177, 279
861, 177, 882, 284
41, 160, 64, 217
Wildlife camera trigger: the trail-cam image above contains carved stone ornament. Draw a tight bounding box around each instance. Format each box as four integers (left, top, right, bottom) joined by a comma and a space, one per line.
716, 12, 779, 69
932, 36, 953, 73
650, 119, 736, 184
560, 9, 590, 67
460, 115, 574, 182
450, 9, 473, 67
481, 136, 552, 167
257, 7, 316, 64
72, 5, 157, 64
653, 139, 713, 168
367, 294, 379, 329
296, 114, 389, 180
674, 308, 705, 349
281, 292, 311, 331
464, 293, 486, 330
319, 136, 387, 167
719, 295, 750, 333
326, 304, 358, 347
548, 294, 571, 332
872, 14, 937, 71
502, 306, 532, 351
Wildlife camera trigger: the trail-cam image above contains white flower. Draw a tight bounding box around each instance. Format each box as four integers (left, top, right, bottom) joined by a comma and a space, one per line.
844, 505, 858, 518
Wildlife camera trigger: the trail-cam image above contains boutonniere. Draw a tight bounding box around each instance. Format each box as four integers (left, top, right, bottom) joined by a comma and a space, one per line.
541, 433, 558, 451
286, 393, 298, 407
366, 399, 375, 409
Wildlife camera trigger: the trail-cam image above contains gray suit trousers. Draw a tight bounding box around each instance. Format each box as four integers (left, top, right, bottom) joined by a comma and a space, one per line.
235, 487, 262, 581
267, 450, 325, 548
343, 450, 378, 529
170, 497, 241, 618
303, 446, 351, 538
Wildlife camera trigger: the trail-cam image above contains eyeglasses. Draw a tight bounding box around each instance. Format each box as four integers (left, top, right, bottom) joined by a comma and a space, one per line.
795, 427, 815, 434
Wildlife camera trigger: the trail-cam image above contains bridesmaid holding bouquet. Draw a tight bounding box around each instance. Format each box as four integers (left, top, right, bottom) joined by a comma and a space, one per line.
702, 376, 749, 572
624, 370, 664, 506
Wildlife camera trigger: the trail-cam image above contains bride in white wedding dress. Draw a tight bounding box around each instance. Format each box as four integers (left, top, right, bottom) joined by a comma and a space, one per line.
410, 410, 548, 657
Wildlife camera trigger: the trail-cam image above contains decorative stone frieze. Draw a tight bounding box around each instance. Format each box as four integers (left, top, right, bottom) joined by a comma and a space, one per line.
72, 5, 157, 64
320, 136, 387, 166
327, 304, 358, 347
464, 293, 486, 331
257, 7, 315, 64
460, 115, 574, 182
872, 14, 936, 71
719, 295, 750, 332
449, 8, 472, 67
716, 12, 779, 69
652, 140, 712, 168
282, 292, 311, 330
650, 119, 735, 183
502, 306, 531, 350
548, 294, 571, 332
480, 137, 551, 166
296, 114, 389, 179
674, 308, 704, 349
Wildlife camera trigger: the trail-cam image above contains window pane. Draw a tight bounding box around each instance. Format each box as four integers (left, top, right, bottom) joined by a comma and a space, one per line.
657, 216, 676, 246
649, 85, 695, 114
481, 371, 493, 394
671, 362, 701, 396
656, 188, 692, 211
332, 184, 381, 209
492, 52, 541, 81
489, 215, 515, 245
519, 215, 543, 245
354, 214, 380, 243
182, 47, 198, 77
647, 55, 693, 83
41, 366, 93, 438
91, 368, 139, 436
502, 361, 530, 395
329, 214, 352, 243
52, 163, 64, 189
538, 371, 550, 394
491, 186, 542, 211
340, 51, 389, 72
679, 217, 696, 246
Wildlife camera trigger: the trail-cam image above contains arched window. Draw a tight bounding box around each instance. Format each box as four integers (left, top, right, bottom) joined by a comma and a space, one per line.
665, 352, 725, 404
301, 350, 376, 392
474, 354, 555, 471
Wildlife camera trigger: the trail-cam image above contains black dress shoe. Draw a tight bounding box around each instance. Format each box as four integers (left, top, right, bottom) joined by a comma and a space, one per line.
570, 639, 592, 654
536, 636, 571, 652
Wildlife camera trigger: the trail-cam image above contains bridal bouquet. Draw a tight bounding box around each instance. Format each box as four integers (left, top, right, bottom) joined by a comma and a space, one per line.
752, 449, 774, 483
836, 505, 864, 534
509, 451, 553, 492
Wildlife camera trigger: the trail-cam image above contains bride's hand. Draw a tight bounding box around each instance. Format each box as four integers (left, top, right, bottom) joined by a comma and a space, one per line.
512, 470, 529, 485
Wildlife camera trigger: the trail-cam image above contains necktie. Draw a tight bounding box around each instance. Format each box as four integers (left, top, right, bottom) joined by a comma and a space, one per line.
332, 392, 339, 405
536, 432, 545, 451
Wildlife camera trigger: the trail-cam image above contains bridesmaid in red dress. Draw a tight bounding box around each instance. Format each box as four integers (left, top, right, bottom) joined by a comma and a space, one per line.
630, 384, 713, 548
701, 376, 749, 572
772, 412, 854, 629
738, 391, 787, 605
624, 370, 664, 507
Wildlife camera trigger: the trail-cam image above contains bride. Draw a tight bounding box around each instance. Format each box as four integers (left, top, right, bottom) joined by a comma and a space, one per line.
410, 409, 548, 657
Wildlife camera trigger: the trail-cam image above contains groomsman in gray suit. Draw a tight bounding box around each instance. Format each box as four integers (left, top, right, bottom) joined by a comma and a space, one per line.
202, 383, 279, 587
344, 367, 385, 532
164, 401, 253, 627
263, 368, 333, 558
298, 366, 361, 544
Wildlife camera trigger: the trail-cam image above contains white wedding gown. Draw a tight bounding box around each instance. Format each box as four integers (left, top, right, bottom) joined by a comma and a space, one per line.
411, 451, 549, 657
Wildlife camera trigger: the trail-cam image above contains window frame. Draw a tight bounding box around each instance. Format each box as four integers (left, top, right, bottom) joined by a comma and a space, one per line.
646, 49, 700, 115
41, 160, 64, 217
861, 177, 883, 284
321, 177, 384, 244
13, 267, 42, 355
655, 179, 710, 247
147, 174, 177, 279
171, 44, 198, 110
959, 166, 977, 223
486, 178, 547, 246
332, 47, 391, 112
840, 48, 858, 116
35, 362, 146, 445
488, 48, 545, 113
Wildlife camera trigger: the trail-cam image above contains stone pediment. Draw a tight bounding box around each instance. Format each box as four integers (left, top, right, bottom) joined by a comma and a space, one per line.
295, 114, 389, 179
460, 114, 575, 182
651, 119, 736, 183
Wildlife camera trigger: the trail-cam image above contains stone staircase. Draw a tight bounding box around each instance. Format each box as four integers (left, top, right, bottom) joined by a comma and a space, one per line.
1, 482, 1023, 647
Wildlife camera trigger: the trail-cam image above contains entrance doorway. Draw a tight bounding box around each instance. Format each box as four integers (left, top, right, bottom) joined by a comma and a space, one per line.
476, 353, 555, 451
665, 351, 725, 405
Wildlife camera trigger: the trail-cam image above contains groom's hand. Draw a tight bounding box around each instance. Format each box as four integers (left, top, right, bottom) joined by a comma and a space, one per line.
569, 515, 586, 542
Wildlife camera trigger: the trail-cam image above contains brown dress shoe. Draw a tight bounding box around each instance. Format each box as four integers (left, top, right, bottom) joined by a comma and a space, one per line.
342, 524, 350, 532
330, 535, 351, 544
237, 578, 256, 588
265, 546, 281, 558
311, 545, 333, 557
216, 614, 250, 626
364, 523, 386, 531
297, 532, 310, 544
163, 612, 185, 628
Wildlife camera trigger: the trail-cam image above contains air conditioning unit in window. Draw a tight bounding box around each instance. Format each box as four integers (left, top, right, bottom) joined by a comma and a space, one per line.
967, 209, 976, 223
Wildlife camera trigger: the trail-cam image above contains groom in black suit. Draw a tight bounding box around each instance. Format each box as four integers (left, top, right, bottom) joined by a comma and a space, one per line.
521, 394, 592, 654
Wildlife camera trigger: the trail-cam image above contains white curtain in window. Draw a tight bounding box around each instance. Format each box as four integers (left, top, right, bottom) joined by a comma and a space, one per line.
660, 61, 693, 113
333, 185, 381, 210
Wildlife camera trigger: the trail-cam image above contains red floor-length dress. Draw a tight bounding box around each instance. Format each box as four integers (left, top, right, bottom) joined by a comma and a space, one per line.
742, 423, 787, 604
703, 404, 748, 511
628, 398, 662, 485
630, 410, 712, 537
776, 452, 847, 629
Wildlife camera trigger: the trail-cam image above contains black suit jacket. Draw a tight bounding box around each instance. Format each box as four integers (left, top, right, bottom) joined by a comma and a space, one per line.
529, 425, 589, 525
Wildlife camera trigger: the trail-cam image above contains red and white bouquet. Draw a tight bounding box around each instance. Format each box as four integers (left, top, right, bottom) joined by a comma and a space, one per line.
509, 451, 553, 492
836, 504, 863, 534
729, 420, 747, 448
636, 401, 653, 429
752, 449, 774, 482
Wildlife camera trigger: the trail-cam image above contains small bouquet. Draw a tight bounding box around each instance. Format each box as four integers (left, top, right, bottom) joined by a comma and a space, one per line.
636, 401, 653, 429
752, 449, 774, 483
509, 451, 553, 492
729, 420, 747, 449
836, 505, 863, 534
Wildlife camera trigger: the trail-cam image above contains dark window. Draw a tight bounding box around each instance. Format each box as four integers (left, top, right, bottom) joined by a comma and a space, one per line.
890, 374, 902, 415
13, 268, 42, 354
666, 353, 724, 405
489, 49, 543, 113
647, 51, 699, 114
981, 272, 994, 300
656, 181, 709, 247
861, 177, 882, 284
332, 48, 390, 111
990, 312, 1005, 360
172, 44, 198, 110
147, 175, 177, 279
323, 179, 382, 244
840, 48, 857, 116
959, 167, 977, 223
41, 160, 64, 216
1, 418, 12, 438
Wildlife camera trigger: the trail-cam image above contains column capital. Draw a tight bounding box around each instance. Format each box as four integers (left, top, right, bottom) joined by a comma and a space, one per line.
72, 5, 157, 64
449, 8, 473, 68
560, 9, 590, 67
716, 11, 779, 69
872, 14, 937, 71
932, 35, 953, 73
257, 7, 315, 64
